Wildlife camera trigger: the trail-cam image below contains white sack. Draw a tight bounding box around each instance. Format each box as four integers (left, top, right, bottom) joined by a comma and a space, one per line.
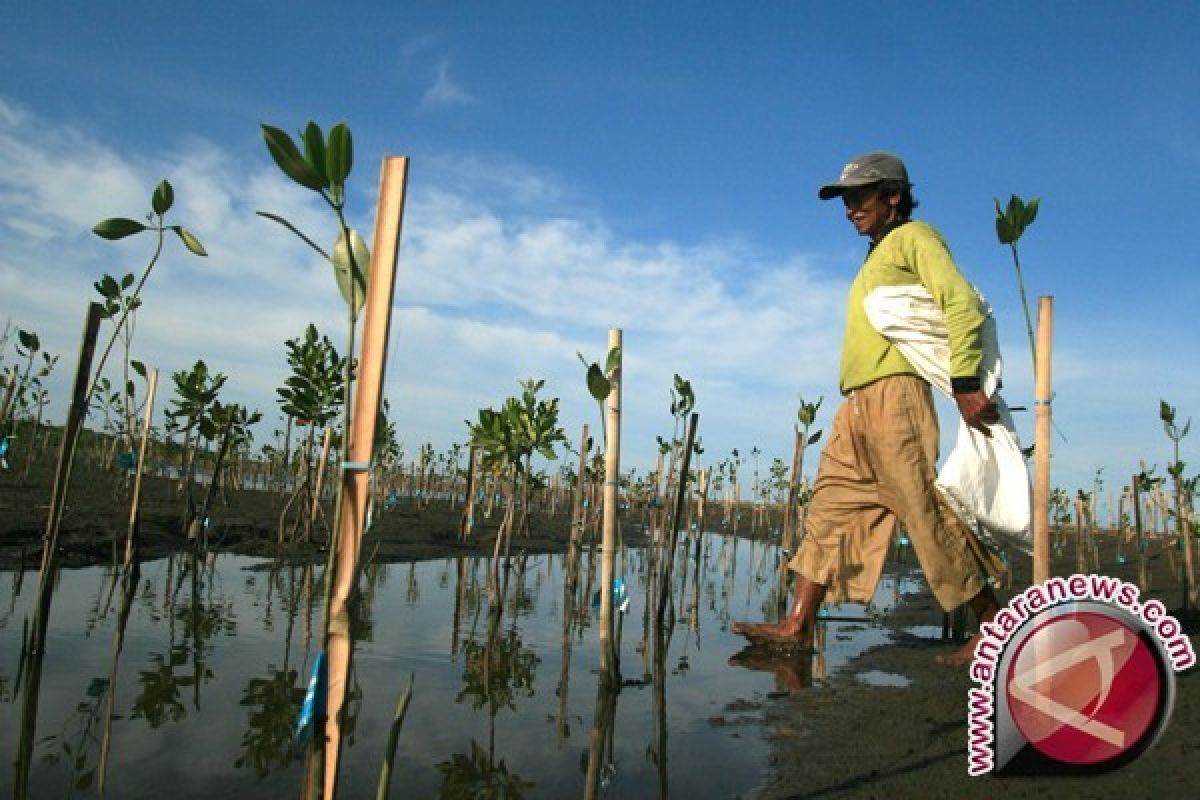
863, 285, 1031, 550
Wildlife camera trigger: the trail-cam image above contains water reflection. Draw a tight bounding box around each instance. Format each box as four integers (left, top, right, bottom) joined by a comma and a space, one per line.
236, 667, 303, 778
441, 557, 537, 796
2, 534, 925, 798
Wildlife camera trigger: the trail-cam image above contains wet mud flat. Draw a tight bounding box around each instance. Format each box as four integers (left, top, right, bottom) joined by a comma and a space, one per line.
0, 460, 649, 569
4, 460, 1200, 797
745, 540, 1200, 799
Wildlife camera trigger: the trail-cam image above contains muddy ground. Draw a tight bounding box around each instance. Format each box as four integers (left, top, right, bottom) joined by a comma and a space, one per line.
3, 459, 1198, 797
0, 459, 647, 569
740, 538, 1200, 799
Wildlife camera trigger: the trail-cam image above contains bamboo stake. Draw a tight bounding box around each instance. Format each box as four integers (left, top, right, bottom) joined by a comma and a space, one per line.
124, 368, 159, 564
599, 329, 622, 686
320, 156, 409, 799
1032, 296, 1053, 584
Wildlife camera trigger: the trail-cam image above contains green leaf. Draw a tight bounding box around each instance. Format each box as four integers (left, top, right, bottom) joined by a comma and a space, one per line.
17, 329, 38, 351
605, 346, 621, 375
332, 228, 370, 315
586, 364, 610, 401
121, 272, 135, 290
94, 274, 120, 300
131, 360, 147, 378
995, 216, 1014, 245
302, 121, 327, 182
261, 124, 327, 191
1023, 197, 1040, 227
151, 179, 174, 215
172, 226, 208, 256
807, 430, 822, 446
326, 122, 353, 188
93, 218, 147, 240
1005, 195, 1022, 227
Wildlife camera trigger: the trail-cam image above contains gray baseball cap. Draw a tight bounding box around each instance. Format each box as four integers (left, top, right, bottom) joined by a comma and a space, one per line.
818, 151, 910, 200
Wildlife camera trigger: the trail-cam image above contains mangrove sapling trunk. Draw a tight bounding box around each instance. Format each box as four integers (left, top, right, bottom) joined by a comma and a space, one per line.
1161, 400, 1197, 609
20, 403, 45, 483
657, 412, 698, 624
375, 672, 415, 800
1134, 475, 1149, 592
310, 428, 334, 542
188, 412, 235, 546
18, 303, 103, 799
571, 425, 589, 541
125, 367, 159, 564
1074, 493, 1087, 574
460, 445, 478, 540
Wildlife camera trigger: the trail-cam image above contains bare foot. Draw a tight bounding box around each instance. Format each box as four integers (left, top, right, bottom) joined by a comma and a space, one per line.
935, 632, 982, 667
730, 619, 814, 648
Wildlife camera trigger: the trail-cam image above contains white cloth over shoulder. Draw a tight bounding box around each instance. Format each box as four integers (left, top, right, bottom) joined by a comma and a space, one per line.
863, 285, 1031, 550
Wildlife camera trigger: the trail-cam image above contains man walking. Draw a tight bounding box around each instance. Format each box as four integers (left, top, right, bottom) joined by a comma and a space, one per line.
733, 152, 1006, 666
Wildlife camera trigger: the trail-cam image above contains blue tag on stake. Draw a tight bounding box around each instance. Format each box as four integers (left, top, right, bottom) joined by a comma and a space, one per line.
295, 652, 327, 749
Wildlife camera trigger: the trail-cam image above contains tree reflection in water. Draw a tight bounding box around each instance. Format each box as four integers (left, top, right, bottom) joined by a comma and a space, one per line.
132, 551, 231, 727
235, 667, 303, 778
438, 562, 536, 798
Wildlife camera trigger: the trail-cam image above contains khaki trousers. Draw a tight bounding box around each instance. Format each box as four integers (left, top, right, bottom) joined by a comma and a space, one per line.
789, 374, 1005, 610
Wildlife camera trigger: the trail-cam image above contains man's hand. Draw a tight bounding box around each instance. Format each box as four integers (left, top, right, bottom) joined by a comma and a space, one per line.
954, 389, 999, 437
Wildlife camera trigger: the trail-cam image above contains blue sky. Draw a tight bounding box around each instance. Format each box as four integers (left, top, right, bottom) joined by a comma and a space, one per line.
2, 2, 1197, 501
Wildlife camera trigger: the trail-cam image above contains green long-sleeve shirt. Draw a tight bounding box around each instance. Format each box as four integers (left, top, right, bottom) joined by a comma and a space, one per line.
840, 220, 986, 395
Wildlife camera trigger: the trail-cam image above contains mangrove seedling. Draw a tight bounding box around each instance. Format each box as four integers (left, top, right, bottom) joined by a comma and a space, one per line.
91, 179, 206, 406
0, 329, 59, 441
276, 324, 347, 541
1161, 399, 1196, 608
165, 360, 227, 527
994, 193, 1040, 374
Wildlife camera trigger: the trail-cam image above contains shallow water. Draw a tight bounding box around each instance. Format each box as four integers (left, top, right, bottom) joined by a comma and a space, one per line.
0, 534, 924, 798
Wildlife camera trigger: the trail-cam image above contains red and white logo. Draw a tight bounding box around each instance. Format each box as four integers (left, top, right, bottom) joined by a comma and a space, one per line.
1005, 611, 1162, 766
978, 597, 1180, 775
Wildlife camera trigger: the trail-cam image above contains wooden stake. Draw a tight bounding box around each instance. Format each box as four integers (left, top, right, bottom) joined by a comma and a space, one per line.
599, 328, 622, 685
1032, 296, 1053, 584
322, 156, 409, 799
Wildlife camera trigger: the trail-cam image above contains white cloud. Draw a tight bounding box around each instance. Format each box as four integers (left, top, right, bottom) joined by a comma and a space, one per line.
420, 60, 476, 109
1, 96, 1193, 495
